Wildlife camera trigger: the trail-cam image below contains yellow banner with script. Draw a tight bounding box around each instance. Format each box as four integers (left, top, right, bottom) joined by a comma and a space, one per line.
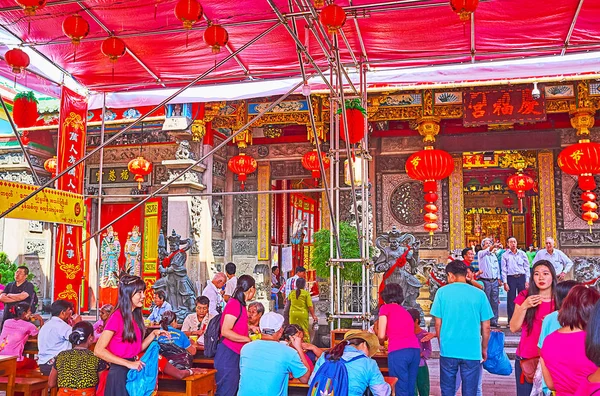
0, 180, 84, 226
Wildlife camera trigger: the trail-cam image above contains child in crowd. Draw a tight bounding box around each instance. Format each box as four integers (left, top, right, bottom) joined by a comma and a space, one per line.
0, 302, 41, 369
407, 308, 431, 396
281, 324, 323, 374
48, 321, 108, 395
158, 310, 197, 355
93, 304, 114, 341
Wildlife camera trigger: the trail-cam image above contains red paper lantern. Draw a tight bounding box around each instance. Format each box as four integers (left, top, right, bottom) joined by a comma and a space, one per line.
582, 191, 597, 202
203, 24, 228, 54
15, 0, 46, 16
406, 148, 454, 182
44, 156, 57, 177
424, 223, 438, 233
62, 14, 90, 45
12, 91, 38, 129
228, 153, 257, 191
128, 156, 152, 189
174, 0, 203, 30
101, 37, 126, 62
503, 197, 514, 208
424, 193, 438, 203
558, 141, 600, 190
425, 203, 438, 213
507, 173, 535, 199
424, 213, 438, 223
583, 211, 599, 224
319, 4, 346, 33
4, 48, 30, 74
583, 201, 599, 212
450, 0, 479, 21
301, 149, 330, 179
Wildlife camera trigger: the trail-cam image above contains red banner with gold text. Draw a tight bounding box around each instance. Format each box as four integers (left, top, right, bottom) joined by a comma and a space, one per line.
53, 87, 88, 308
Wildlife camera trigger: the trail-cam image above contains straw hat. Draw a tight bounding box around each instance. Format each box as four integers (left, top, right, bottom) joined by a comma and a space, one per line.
343, 330, 381, 356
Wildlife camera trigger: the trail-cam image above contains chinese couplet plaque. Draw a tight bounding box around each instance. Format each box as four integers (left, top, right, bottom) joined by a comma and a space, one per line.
54, 87, 88, 306
463, 87, 546, 126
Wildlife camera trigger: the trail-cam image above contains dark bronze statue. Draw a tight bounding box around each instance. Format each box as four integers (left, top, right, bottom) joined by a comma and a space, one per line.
153, 229, 197, 321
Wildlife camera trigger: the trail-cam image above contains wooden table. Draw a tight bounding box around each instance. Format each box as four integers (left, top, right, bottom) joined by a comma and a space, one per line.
157, 369, 216, 396
0, 356, 17, 396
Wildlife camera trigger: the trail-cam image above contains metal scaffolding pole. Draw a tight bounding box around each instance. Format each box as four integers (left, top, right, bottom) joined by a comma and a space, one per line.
82, 76, 312, 245
94, 92, 106, 319
0, 22, 281, 221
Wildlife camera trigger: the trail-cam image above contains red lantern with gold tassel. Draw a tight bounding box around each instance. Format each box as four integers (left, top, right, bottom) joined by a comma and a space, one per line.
406, 147, 454, 235
319, 3, 346, 33
101, 36, 126, 62
128, 156, 152, 189
558, 140, 600, 230
15, 0, 46, 16
450, 0, 479, 21
62, 14, 89, 60
301, 149, 330, 180
44, 156, 57, 177
228, 153, 257, 191
174, 0, 202, 29
507, 172, 535, 212
4, 48, 30, 80
203, 24, 228, 54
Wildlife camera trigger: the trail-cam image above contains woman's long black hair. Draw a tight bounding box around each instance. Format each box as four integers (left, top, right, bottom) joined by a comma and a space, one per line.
115, 275, 146, 342
69, 321, 94, 346
524, 260, 557, 335
326, 338, 366, 361
232, 274, 255, 306
295, 278, 306, 299
10, 302, 30, 320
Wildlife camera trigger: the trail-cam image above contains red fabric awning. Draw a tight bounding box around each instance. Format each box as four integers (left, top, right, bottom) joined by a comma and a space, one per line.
0, 0, 598, 94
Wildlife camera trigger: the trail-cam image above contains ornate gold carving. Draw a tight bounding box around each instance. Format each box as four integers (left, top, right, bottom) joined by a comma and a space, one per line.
416, 116, 441, 144
449, 157, 465, 250
263, 125, 283, 138
546, 100, 572, 113
488, 123, 514, 131
422, 90, 433, 116
233, 129, 252, 149
537, 151, 557, 243
59, 262, 81, 279
191, 119, 206, 142
57, 284, 77, 300
433, 105, 463, 118
368, 106, 421, 122
257, 163, 270, 260
570, 107, 596, 137
498, 151, 537, 170
577, 81, 594, 109
307, 122, 326, 144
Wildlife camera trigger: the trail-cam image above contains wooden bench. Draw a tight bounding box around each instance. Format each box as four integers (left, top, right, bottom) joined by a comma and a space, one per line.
156, 369, 216, 396
0, 376, 48, 396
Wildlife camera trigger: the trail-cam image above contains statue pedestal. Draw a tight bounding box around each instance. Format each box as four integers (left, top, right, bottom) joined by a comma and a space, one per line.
161, 153, 213, 292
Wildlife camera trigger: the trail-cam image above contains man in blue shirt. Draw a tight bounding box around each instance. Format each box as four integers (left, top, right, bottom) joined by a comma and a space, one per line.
431, 260, 493, 396
501, 237, 530, 321
238, 312, 310, 396
477, 238, 502, 327
533, 237, 573, 281
147, 290, 172, 324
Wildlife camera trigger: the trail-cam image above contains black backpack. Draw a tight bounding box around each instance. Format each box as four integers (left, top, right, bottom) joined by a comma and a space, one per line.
203, 303, 242, 358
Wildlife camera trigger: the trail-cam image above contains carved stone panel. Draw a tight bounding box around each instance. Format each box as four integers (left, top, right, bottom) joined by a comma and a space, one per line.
561, 173, 600, 231
414, 233, 449, 249
271, 161, 311, 179
25, 239, 46, 257
233, 180, 257, 237
213, 161, 226, 179
212, 239, 225, 256
154, 165, 169, 184
559, 230, 600, 247
376, 155, 408, 173
232, 239, 257, 256
389, 181, 426, 226
29, 221, 44, 233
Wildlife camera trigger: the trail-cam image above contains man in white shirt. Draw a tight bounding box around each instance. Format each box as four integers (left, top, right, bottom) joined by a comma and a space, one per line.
532, 237, 573, 280
202, 272, 227, 315
38, 300, 81, 375
223, 262, 237, 303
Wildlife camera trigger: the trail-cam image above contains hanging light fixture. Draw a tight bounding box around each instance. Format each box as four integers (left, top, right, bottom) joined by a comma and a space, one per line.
174, 0, 203, 30
15, 0, 46, 16
203, 24, 229, 54
319, 3, 346, 33
344, 154, 366, 186
62, 14, 90, 60
4, 48, 30, 84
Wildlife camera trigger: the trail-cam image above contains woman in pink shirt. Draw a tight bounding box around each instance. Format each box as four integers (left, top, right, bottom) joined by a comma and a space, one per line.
94, 275, 169, 396
575, 300, 600, 396
0, 302, 40, 369
541, 285, 600, 395
214, 274, 255, 396
377, 282, 420, 396
509, 260, 557, 396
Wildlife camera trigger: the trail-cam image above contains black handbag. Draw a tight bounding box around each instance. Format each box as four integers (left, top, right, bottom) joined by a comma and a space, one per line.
158, 342, 193, 370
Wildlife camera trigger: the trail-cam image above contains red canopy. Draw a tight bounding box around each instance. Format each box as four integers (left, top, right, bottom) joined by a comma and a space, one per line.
0, 0, 598, 95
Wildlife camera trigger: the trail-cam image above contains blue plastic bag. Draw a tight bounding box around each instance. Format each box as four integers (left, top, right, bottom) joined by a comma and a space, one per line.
126, 341, 160, 396
483, 331, 512, 376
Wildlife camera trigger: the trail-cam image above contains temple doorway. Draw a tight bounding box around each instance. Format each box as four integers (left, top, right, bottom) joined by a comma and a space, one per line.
462, 151, 539, 249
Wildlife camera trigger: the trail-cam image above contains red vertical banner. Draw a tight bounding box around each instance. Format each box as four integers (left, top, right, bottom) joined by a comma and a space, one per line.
54, 87, 88, 309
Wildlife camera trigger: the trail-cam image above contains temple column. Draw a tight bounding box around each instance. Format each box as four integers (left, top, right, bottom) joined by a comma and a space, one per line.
537, 151, 557, 247
257, 162, 271, 261
448, 156, 465, 251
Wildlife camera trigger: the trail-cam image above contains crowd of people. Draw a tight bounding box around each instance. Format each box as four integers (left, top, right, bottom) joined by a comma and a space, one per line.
0, 236, 598, 396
